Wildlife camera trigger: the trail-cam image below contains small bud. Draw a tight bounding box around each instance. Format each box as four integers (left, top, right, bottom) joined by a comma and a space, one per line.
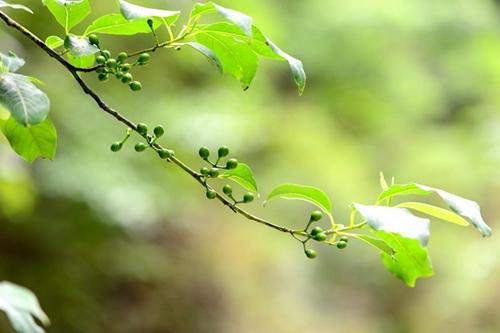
147, 18, 154, 28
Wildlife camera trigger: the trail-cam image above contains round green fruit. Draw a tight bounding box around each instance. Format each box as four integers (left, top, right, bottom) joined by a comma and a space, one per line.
243, 192, 254, 203
218, 146, 229, 158
101, 50, 111, 59
206, 190, 217, 199
121, 73, 133, 84
305, 249, 317, 259
88, 34, 99, 46
121, 63, 131, 72
222, 185, 233, 195
117, 52, 128, 63
226, 158, 238, 170
138, 53, 151, 64
200, 167, 209, 176
310, 226, 323, 236
339, 236, 349, 243
129, 81, 142, 91
336, 241, 348, 249
153, 125, 165, 138
199, 146, 210, 159
158, 149, 172, 159
313, 232, 327, 242
208, 168, 219, 178
95, 55, 106, 64
136, 123, 148, 135
107, 58, 117, 68
97, 73, 108, 82
310, 210, 323, 222
110, 142, 122, 152
135, 142, 147, 152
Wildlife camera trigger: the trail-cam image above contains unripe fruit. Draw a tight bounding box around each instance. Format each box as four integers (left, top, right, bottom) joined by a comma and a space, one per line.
313, 232, 327, 242
129, 81, 142, 91
117, 52, 128, 63
339, 236, 349, 243
136, 123, 148, 135
121, 73, 133, 84
135, 142, 147, 152
336, 240, 348, 249
121, 63, 131, 72
206, 190, 217, 199
218, 146, 229, 158
158, 149, 172, 159
208, 168, 219, 178
88, 34, 99, 46
305, 249, 317, 259
243, 192, 254, 203
226, 158, 238, 169
310, 226, 323, 236
96, 67, 107, 74
222, 185, 233, 195
110, 142, 122, 152
115, 72, 123, 80
310, 210, 323, 222
200, 167, 209, 176
138, 52, 151, 64
147, 18, 154, 28
153, 125, 165, 138
96, 55, 106, 64
98, 73, 109, 82
107, 58, 117, 68
101, 50, 111, 59
199, 146, 210, 159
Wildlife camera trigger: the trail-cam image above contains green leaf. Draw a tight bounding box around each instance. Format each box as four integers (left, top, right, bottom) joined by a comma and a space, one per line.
0, 1, 32, 13
352, 234, 395, 256
220, 163, 258, 192
42, 0, 90, 32
0, 52, 25, 72
64, 35, 99, 56
190, 2, 253, 38
0, 116, 57, 163
0, 281, 50, 333
184, 42, 223, 73
0, 73, 50, 125
118, 0, 180, 25
379, 183, 492, 237
66, 53, 94, 68
44, 35, 64, 49
353, 203, 430, 247
396, 202, 469, 226
264, 37, 306, 95
84, 14, 162, 36
265, 183, 332, 215
195, 23, 258, 89
372, 230, 434, 287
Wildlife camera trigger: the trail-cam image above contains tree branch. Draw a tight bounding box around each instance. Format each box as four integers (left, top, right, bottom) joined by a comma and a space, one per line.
0, 10, 300, 236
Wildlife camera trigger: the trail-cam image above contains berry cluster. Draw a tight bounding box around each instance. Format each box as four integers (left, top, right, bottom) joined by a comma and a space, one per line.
110, 123, 173, 159
302, 210, 349, 259
88, 34, 149, 91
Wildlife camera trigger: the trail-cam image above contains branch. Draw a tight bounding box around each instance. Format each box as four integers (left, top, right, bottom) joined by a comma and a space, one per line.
0, 10, 300, 236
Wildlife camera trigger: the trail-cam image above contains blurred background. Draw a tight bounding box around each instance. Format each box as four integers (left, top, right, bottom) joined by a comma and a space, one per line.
1, 0, 499, 332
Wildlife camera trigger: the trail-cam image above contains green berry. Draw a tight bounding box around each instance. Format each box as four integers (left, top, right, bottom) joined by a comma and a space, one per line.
107, 58, 117, 68
206, 190, 217, 199
136, 123, 148, 135
208, 168, 219, 178
336, 240, 348, 249
226, 158, 238, 170
96, 67, 107, 74
129, 81, 142, 91
339, 236, 349, 243
199, 146, 210, 159
135, 142, 147, 152
110, 142, 122, 152
305, 249, 317, 259
218, 146, 229, 158
310, 226, 323, 236
243, 192, 254, 203
158, 149, 172, 159
147, 18, 154, 28
117, 52, 128, 63
115, 72, 123, 80
138, 53, 151, 64
88, 34, 99, 46
200, 167, 209, 176
222, 185, 233, 195
153, 125, 165, 138
121, 72, 133, 84
121, 63, 131, 72
98, 73, 108, 82
96, 55, 106, 64
310, 210, 323, 222
313, 232, 327, 242
101, 50, 111, 59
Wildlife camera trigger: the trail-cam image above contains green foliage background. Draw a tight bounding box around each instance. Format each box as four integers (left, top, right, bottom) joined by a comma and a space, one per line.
0, 0, 499, 332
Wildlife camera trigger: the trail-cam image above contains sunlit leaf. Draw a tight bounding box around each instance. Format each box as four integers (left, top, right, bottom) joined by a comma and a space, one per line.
84, 14, 162, 36
0, 116, 57, 163
0, 1, 32, 13
378, 183, 432, 202
64, 35, 99, 56
66, 53, 94, 68
118, 0, 180, 25
353, 203, 430, 246
265, 183, 332, 214
44, 35, 64, 49
0, 281, 50, 333
396, 202, 469, 226
220, 163, 258, 192
42, 0, 90, 31
352, 234, 395, 256
0, 52, 25, 72
190, 2, 253, 38
0, 73, 50, 125
183, 42, 223, 73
